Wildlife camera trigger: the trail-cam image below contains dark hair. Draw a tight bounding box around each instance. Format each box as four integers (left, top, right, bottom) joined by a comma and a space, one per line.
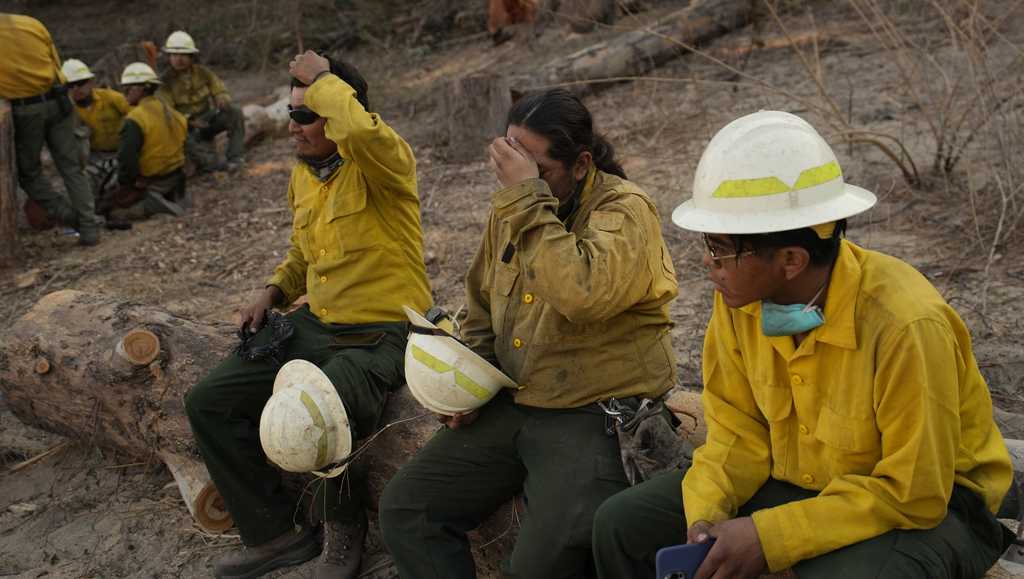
291, 54, 369, 111
506, 88, 625, 179
732, 219, 847, 267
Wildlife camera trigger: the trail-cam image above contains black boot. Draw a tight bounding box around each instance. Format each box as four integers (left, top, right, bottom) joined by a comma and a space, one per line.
315, 516, 366, 579
213, 525, 320, 579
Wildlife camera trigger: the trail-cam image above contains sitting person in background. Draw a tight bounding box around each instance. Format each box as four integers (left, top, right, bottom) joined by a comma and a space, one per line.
63, 58, 130, 207
158, 30, 245, 173
592, 110, 1014, 579
110, 62, 188, 221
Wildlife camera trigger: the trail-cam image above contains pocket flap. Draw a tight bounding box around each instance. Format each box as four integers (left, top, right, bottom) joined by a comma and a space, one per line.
327, 180, 367, 221
331, 331, 385, 349
753, 385, 793, 423
494, 263, 519, 297
293, 206, 312, 228
589, 211, 624, 232
815, 406, 878, 451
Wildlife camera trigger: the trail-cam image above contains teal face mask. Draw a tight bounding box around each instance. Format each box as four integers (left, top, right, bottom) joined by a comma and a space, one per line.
761, 302, 824, 336
760, 283, 828, 337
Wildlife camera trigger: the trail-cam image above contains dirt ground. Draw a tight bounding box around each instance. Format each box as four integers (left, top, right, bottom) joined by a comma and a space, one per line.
2, 1, 1024, 577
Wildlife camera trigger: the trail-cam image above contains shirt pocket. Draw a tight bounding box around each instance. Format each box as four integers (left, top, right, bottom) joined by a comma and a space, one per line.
752, 382, 794, 423
490, 262, 520, 340
293, 206, 313, 260
815, 405, 881, 477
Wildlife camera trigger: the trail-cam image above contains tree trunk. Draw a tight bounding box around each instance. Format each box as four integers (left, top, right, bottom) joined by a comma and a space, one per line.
0, 100, 17, 269
522, 0, 751, 93
442, 73, 513, 163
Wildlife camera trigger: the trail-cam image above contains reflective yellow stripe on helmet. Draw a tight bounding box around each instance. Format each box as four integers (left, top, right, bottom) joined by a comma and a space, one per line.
712, 160, 842, 199
299, 390, 329, 468
410, 344, 491, 400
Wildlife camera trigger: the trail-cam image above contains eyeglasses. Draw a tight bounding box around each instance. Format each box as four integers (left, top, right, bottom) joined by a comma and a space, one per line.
702, 233, 755, 268
287, 105, 321, 125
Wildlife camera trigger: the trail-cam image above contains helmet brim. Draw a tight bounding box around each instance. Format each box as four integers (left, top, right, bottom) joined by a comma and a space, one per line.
272, 359, 352, 474
671, 183, 877, 234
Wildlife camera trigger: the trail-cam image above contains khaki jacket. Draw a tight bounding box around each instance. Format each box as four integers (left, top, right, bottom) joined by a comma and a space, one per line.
267, 74, 431, 325
157, 64, 228, 117
463, 169, 679, 408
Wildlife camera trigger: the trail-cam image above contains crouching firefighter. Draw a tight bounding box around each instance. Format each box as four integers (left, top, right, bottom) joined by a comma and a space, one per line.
184, 49, 431, 579
109, 62, 188, 221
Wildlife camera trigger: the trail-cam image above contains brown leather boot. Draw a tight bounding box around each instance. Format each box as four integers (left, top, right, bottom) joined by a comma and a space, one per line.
314, 518, 367, 579
213, 525, 320, 579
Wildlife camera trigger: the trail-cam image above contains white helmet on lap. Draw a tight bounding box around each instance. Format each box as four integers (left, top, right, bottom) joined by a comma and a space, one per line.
259, 359, 352, 478
403, 305, 516, 416
672, 110, 876, 234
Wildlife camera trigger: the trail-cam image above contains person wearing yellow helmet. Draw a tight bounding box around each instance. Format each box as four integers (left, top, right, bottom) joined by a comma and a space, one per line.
157, 30, 246, 172
592, 111, 1013, 579
108, 62, 188, 221
0, 13, 101, 244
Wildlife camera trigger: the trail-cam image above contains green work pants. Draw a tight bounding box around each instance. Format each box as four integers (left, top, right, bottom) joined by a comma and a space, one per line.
187, 104, 245, 168
184, 305, 407, 546
12, 97, 99, 237
593, 469, 1013, 579
379, 390, 630, 579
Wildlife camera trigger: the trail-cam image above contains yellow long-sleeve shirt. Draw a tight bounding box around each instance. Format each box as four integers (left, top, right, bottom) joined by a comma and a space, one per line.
0, 13, 64, 99
76, 87, 130, 152
461, 170, 679, 408
682, 240, 1011, 572
267, 74, 431, 324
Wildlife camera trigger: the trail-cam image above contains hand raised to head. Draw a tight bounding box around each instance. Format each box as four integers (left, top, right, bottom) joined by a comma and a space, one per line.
289, 50, 330, 85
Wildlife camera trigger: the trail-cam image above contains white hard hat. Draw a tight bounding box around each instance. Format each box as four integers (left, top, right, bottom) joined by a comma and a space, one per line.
62, 59, 95, 83
403, 305, 516, 416
120, 62, 161, 85
163, 30, 199, 54
672, 110, 876, 234
259, 359, 352, 478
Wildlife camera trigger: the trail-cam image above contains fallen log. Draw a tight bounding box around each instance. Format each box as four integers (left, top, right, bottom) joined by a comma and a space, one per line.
521, 0, 751, 93
0, 290, 515, 574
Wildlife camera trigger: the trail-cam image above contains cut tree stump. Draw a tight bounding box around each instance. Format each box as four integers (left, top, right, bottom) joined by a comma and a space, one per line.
0, 99, 17, 269
521, 0, 751, 93
442, 73, 513, 163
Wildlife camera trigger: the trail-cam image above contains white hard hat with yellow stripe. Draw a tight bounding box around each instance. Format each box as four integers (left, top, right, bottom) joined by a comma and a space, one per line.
403, 305, 516, 416
672, 110, 876, 234
259, 359, 352, 478
163, 30, 199, 54
120, 62, 161, 85
62, 59, 95, 83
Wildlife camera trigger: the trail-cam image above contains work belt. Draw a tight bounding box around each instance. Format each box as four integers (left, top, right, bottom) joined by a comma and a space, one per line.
9, 85, 65, 108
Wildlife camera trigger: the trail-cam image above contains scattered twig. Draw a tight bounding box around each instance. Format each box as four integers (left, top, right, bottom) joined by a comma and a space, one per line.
6, 441, 70, 474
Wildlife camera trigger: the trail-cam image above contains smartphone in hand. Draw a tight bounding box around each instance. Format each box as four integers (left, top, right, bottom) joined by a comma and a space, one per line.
655, 539, 716, 579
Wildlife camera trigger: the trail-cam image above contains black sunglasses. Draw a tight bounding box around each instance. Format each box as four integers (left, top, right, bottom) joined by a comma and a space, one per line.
287, 105, 321, 125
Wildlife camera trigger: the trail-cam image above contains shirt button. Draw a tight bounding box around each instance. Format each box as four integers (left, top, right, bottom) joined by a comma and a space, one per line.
523, 293, 534, 304
320, 276, 327, 283
791, 374, 804, 386
799, 424, 809, 435
320, 308, 328, 316
319, 249, 326, 256
513, 338, 523, 349
801, 473, 814, 485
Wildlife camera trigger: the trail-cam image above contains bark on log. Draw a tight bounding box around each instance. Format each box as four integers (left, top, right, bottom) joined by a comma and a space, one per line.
442, 73, 513, 163
522, 0, 751, 93
559, 0, 617, 33
0, 99, 17, 269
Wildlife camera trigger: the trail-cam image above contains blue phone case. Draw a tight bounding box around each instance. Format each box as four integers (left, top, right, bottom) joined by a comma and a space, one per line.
655, 540, 715, 579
